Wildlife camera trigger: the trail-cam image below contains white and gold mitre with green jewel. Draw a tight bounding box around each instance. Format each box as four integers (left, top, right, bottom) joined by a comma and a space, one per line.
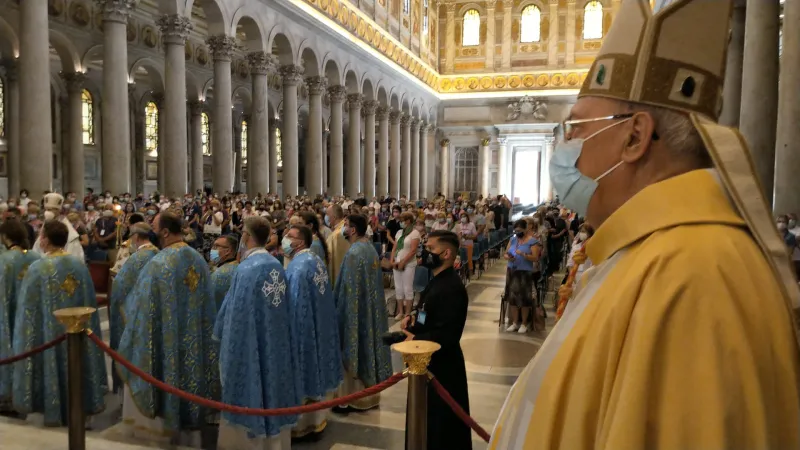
579, 0, 733, 121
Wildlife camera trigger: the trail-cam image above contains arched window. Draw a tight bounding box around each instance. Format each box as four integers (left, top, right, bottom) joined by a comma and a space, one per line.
462, 9, 481, 47
520, 5, 541, 43
403, 0, 410, 14
276, 127, 283, 169
201, 112, 211, 156
454, 146, 479, 194
145, 101, 158, 154
583, 1, 603, 40
241, 120, 248, 164
81, 89, 94, 145
0, 78, 5, 138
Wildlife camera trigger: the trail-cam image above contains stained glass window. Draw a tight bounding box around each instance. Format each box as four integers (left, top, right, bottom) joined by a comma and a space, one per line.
202, 112, 211, 155
583, 1, 603, 40
0, 78, 5, 138
241, 120, 248, 164
276, 127, 283, 169
520, 5, 541, 43
145, 101, 158, 154
462, 9, 480, 47
81, 89, 94, 145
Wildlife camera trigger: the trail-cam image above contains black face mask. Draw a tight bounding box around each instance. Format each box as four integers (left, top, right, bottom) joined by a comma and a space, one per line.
421, 249, 445, 269
515, 231, 525, 238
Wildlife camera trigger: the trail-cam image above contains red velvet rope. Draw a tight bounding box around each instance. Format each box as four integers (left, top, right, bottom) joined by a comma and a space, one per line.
87, 331, 406, 416
0, 334, 67, 366
429, 376, 491, 443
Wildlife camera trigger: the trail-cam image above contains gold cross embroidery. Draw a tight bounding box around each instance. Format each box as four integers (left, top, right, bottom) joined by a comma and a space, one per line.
60, 274, 79, 297
184, 266, 199, 293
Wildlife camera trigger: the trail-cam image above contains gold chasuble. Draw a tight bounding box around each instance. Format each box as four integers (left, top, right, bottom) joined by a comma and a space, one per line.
491, 0, 800, 448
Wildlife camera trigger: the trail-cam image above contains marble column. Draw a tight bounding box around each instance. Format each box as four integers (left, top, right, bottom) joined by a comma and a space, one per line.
440, 138, 450, 198
501, 4, 512, 69
419, 124, 429, 199
188, 100, 204, 191
485, 0, 496, 70
154, 93, 166, 191
305, 76, 326, 196
269, 119, 280, 194
479, 139, 490, 198
208, 35, 236, 194
565, 0, 576, 64
158, 14, 191, 197
497, 137, 508, 196
61, 72, 86, 195
322, 130, 329, 193
541, 138, 554, 201
376, 106, 390, 197
328, 85, 346, 196
97, 0, 135, 194
720, 4, 745, 127
233, 115, 243, 193
346, 93, 363, 196
362, 100, 378, 198
548, 0, 559, 67
740, 0, 780, 204
247, 52, 276, 198
280, 64, 303, 197
445, 3, 456, 72
774, 0, 800, 214
400, 114, 411, 198
410, 119, 421, 199
4, 60, 19, 196
389, 110, 402, 197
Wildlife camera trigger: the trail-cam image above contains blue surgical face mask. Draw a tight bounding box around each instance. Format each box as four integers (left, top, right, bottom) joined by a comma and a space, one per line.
549, 119, 629, 216
210, 249, 220, 262
281, 237, 295, 257
324, 215, 331, 227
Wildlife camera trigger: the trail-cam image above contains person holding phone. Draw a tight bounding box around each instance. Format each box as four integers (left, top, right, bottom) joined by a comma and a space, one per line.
503, 219, 541, 333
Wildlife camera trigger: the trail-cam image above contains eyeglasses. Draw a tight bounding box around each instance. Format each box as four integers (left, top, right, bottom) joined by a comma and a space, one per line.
562, 113, 659, 141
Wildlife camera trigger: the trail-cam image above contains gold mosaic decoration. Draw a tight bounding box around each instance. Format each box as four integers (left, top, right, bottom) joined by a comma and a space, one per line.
60, 274, 79, 297
184, 266, 200, 293
438, 70, 589, 93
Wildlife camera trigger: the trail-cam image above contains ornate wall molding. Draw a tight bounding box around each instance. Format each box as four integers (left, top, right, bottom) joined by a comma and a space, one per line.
438, 69, 588, 93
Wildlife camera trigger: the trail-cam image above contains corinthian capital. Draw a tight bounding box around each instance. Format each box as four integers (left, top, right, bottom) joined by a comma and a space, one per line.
376, 105, 391, 120
157, 14, 193, 46
247, 51, 278, 75
362, 100, 379, 116
279, 64, 304, 86
207, 35, 237, 61
389, 110, 403, 124
188, 99, 205, 116
95, 0, 135, 23
305, 76, 328, 96
400, 113, 411, 126
327, 85, 347, 103
410, 118, 421, 129
60, 71, 87, 93
347, 93, 363, 108
445, 2, 457, 13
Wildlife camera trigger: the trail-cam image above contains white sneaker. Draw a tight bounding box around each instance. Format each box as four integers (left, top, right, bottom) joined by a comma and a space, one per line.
518, 324, 529, 334
506, 323, 520, 332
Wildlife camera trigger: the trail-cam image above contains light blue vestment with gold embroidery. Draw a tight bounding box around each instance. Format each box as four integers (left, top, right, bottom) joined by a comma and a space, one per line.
211, 260, 238, 311
286, 250, 343, 401
0, 248, 40, 404
12, 252, 107, 425
109, 245, 158, 353
118, 242, 218, 432
214, 250, 298, 438
333, 241, 392, 387
310, 239, 327, 264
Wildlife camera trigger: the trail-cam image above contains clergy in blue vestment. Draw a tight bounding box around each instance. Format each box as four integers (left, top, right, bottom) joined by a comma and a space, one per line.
0, 219, 40, 409
333, 214, 392, 411
108, 222, 158, 393
283, 225, 343, 437
210, 234, 239, 311
297, 211, 330, 265
117, 212, 218, 447
12, 220, 107, 425
215, 216, 297, 450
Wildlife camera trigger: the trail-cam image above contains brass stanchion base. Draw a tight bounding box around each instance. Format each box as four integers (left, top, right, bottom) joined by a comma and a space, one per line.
54, 307, 95, 450
392, 340, 440, 450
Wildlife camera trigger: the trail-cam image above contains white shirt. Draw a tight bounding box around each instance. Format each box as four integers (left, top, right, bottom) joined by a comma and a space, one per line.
394, 229, 420, 268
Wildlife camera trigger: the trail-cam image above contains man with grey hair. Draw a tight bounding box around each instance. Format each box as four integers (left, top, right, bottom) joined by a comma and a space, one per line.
491, 0, 800, 448
325, 203, 350, 285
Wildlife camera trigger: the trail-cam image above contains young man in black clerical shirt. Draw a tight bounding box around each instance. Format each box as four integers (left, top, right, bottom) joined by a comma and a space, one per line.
401, 230, 471, 450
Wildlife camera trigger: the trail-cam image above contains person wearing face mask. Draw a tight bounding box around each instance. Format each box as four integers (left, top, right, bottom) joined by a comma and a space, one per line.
502, 220, 542, 333
107, 222, 158, 393
391, 212, 421, 320
431, 212, 449, 232
26, 203, 43, 237
215, 216, 298, 449
209, 234, 239, 311
117, 212, 217, 446
777, 216, 797, 251
33, 193, 84, 263
201, 200, 224, 261
12, 220, 107, 425
492, 1, 800, 447
384, 205, 403, 256
18, 189, 30, 208
90, 204, 118, 261
453, 213, 477, 273
333, 214, 392, 412
324, 204, 351, 286
401, 230, 471, 450
282, 225, 343, 437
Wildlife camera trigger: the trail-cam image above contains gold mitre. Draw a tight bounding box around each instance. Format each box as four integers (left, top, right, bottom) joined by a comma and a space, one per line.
579, 0, 732, 121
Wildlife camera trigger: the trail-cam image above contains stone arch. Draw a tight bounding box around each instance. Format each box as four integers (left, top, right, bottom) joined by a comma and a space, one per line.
49, 29, 81, 72
81, 45, 103, 73
186, 70, 202, 101
128, 57, 165, 91
376, 85, 388, 106
322, 57, 341, 86
517, 0, 546, 13
299, 44, 320, 77
186, 0, 229, 36
0, 15, 19, 58
389, 91, 400, 110
428, 106, 437, 125
268, 28, 296, 66
411, 99, 420, 118
231, 9, 266, 52
201, 77, 214, 101
400, 95, 410, 114
361, 77, 375, 101
233, 85, 252, 111
458, 3, 486, 17
343, 69, 359, 94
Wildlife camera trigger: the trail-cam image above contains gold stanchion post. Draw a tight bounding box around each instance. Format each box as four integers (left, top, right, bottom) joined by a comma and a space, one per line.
54, 306, 96, 450
392, 340, 441, 450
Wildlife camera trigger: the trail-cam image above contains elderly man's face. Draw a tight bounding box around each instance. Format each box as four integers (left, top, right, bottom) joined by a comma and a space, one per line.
212, 237, 234, 261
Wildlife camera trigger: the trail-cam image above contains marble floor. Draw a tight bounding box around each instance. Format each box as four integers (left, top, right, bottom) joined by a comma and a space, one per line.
0, 261, 559, 449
